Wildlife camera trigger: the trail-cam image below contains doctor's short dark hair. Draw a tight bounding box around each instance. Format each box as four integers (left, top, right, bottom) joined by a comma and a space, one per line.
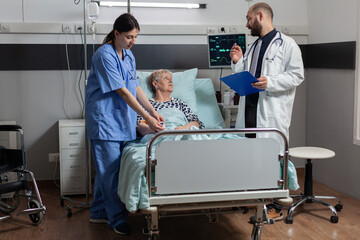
251, 2, 274, 20
103, 13, 140, 44
148, 69, 172, 94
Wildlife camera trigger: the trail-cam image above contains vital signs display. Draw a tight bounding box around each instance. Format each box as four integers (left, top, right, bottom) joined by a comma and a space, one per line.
207, 33, 246, 68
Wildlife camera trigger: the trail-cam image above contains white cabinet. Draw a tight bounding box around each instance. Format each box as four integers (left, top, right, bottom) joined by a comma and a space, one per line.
218, 103, 239, 128
59, 119, 90, 196
0, 120, 17, 199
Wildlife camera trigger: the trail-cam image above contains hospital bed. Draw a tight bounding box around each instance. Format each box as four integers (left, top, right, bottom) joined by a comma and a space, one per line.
120, 70, 292, 240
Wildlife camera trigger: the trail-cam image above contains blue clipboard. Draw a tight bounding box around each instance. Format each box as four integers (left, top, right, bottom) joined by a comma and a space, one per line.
220, 71, 264, 96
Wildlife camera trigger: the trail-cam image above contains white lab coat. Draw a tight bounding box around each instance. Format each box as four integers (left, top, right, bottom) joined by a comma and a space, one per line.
231, 32, 304, 150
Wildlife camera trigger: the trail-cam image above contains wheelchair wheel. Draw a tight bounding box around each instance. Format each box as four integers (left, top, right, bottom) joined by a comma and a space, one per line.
28, 199, 44, 225
0, 171, 21, 214
0, 191, 21, 214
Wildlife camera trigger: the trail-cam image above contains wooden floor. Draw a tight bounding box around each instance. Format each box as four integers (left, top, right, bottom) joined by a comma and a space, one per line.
1, 170, 360, 240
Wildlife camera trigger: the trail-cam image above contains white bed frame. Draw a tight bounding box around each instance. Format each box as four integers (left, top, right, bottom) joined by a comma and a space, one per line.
141, 128, 290, 240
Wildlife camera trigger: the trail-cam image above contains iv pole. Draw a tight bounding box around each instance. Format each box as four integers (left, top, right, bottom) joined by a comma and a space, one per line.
61, 0, 132, 217
60, 0, 90, 218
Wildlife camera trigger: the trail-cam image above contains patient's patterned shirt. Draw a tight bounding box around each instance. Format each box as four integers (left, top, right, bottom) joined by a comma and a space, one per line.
137, 97, 205, 129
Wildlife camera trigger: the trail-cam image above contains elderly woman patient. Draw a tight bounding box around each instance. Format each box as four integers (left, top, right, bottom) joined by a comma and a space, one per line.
119, 69, 300, 213
136, 69, 204, 136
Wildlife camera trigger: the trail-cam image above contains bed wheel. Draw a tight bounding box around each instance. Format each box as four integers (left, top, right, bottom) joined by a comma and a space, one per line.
335, 204, 342, 212
142, 227, 149, 235
28, 199, 44, 225
67, 209, 72, 218
209, 213, 218, 223
285, 215, 293, 224
242, 207, 249, 214
330, 215, 338, 223
251, 223, 262, 240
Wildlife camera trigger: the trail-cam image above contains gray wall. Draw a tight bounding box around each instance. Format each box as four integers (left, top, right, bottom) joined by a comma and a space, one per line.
0, 70, 84, 180
306, 69, 360, 199
305, 0, 360, 199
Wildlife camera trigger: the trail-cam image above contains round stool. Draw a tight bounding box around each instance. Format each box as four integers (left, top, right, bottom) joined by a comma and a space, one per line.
285, 146, 343, 224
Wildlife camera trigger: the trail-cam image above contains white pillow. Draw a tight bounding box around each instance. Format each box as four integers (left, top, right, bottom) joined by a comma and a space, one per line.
137, 68, 198, 112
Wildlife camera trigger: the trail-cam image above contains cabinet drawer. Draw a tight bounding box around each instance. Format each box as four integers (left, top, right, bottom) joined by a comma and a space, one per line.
61, 169, 86, 182
61, 158, 86, 170
60, 127, 85, 148
61, 180, 86, 194
61, 149, 85, 160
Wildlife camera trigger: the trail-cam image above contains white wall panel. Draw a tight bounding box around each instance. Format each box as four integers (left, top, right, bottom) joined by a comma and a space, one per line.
308, 0, 357, 43
0, 0, 23, 22
0, 0, 308, 26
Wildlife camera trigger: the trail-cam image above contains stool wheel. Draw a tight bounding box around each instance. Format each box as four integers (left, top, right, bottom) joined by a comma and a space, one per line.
67, 209, 72, 218
335, 204, 342, 212
330, 215, 338, 223
285, 215, 293, 224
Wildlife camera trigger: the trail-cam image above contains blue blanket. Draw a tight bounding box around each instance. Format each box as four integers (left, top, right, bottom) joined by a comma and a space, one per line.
118, 108, 299, 212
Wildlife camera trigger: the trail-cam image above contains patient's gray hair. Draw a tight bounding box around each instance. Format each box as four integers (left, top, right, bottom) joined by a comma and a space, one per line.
148, 69, 172, 94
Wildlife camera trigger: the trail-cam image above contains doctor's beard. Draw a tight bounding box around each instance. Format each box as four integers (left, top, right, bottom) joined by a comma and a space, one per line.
250, 19, 262, 37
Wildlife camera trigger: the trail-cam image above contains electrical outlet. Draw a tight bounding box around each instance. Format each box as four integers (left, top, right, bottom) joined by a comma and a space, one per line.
206, 26, 216, 34
229, 25, 240, 33
62, 24, 72, 33
218, 26, 229, 33
281, 26, 290, 34
49, 153, 60, 163
0, 23, 10, 32
75, 24, 83, 33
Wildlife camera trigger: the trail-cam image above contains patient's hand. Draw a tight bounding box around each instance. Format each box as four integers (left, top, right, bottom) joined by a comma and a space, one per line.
175, 125, 189, 130
137, 122, 155, 136
146, 116, 165, 132
152, 112, 165, 125
175, 121, 199, 130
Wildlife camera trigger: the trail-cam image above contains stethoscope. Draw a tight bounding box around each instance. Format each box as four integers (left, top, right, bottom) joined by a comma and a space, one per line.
243, 32, 283, 62
113, 45, 136, 82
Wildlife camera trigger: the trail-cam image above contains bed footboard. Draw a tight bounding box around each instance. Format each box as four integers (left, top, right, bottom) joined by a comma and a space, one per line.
143, 128, 290, 240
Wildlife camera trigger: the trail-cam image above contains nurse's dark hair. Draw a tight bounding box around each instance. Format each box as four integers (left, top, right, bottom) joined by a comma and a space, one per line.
103, 13, 140, 44
251, 2, 273, 20
148, 69, 172, 94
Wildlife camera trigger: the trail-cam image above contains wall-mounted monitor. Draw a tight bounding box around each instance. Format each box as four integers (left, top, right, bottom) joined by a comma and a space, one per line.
207, 33, 246, 68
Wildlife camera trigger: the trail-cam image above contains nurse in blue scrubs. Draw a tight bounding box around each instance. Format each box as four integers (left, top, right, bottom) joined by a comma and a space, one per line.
85, 13, 165, 235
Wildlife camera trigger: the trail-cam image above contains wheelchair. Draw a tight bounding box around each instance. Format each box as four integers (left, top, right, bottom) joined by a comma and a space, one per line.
0, 125, 46, 225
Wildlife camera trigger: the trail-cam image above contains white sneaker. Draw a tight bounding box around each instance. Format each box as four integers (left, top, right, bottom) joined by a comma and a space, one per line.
89, 218, 108, 224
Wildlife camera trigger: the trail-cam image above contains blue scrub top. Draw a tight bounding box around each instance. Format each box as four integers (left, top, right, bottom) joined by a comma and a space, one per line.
85, 43, 139, 141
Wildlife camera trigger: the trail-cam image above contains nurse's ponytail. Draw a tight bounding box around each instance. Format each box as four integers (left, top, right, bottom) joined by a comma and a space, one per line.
103, 13, 140, 44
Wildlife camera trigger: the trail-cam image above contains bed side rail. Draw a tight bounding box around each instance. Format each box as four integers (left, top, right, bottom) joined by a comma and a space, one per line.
146, 128, 289, 196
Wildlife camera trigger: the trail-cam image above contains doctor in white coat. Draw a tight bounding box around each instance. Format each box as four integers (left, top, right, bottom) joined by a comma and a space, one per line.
230, 2, 304, 146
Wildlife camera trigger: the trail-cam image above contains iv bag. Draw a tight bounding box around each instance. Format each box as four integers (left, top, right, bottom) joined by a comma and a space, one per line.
87, 1, 99, 22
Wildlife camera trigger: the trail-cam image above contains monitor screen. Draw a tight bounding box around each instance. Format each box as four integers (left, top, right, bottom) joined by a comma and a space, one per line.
207, 33, 246, 68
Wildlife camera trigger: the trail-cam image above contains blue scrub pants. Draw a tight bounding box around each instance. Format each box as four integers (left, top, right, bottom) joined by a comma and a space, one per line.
90, 139, 127, 228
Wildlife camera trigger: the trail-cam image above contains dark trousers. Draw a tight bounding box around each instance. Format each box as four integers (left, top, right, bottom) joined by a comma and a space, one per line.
245, 105, 257, 138
245, 93, 259, 138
